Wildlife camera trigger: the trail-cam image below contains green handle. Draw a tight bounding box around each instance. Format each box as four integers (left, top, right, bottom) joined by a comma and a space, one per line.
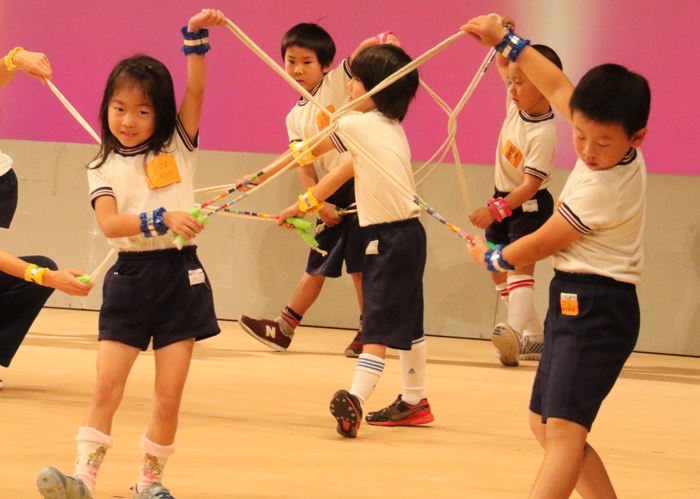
174, 207, 208, 245
76, 275, 91, 284
285, 216, 312, 231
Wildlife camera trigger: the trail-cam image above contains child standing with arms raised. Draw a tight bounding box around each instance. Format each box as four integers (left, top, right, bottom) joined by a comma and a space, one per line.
278, 44, 432, 438
36, 9, 226, 499
469, 19, 562, 367
464, 15, 650, 499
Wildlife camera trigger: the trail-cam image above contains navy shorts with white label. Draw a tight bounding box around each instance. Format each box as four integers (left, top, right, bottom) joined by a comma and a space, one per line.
530, 270, 639, 431
306, 178, 364, 277
485, 188, 553, 246
99, 246, 220, 350
361, 218, 426, 351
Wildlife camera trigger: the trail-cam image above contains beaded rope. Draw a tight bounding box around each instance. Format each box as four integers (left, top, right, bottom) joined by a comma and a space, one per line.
494, 31, 530, 62
181, 26, 211, 55
139, 207, 168, 238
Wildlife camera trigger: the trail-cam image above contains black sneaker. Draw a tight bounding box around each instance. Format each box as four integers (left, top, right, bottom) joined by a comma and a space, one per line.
366, 395, 435, 426
330, 389, 363, 438
238, 315, 293, 352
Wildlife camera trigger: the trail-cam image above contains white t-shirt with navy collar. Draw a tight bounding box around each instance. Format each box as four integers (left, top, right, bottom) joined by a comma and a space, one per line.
285, 59, 352, 173
0, 149, 12, 177
87, 119, 198, 252
495, 98, 557, 192
554, 148, 646, 285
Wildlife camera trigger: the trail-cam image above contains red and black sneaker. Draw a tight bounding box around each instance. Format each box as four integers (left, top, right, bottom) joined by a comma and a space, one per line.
330, 389, 363, 438
238, 315, 293, 352
365, 395, 435, 426
344, 331, 363, 358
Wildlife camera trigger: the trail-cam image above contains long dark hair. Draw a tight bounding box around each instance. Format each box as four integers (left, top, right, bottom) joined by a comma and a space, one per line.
91, 54, 177, 168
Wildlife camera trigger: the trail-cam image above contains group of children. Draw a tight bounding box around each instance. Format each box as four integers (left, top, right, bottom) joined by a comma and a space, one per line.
0, 8, 650, 499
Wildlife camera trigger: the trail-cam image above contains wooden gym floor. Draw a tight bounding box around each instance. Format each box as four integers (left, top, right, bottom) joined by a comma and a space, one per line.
1, 308, 698, 498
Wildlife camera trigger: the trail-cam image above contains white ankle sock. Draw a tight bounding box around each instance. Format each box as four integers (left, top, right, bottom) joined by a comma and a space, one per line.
136, 434, 176, 492
350, 353, 385, 406
74, 426, 113, 495
400, 337, 427, 405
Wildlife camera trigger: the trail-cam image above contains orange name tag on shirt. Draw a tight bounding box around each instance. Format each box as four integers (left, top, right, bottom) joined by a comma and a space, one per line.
316, 105, 335, 130
146, 155, 181, 190
560, 293, 579, 316
502, 139, 523, 168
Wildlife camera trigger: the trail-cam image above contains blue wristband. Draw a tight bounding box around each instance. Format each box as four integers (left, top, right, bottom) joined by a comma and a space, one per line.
494, 31, 531, 63
181, 26, 211, 55
484, 246, 516, 273
139, 207, 168, 238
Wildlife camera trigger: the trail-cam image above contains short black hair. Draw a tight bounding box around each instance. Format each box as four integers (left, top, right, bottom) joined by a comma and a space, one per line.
92, 54, 176, 168
281, 23, 335, 69
350, 45, 420, 122
532, 44, 562, 71
570, 63, 651, 137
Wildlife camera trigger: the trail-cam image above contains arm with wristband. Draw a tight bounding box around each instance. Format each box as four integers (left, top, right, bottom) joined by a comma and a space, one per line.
0, 250, 93, 296
1, 47, 52, 89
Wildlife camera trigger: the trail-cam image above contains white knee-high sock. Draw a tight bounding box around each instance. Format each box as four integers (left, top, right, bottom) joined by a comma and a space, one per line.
495, 282, 509, 305
507, 275, 542, 340
400, 337, 427, 405
74, 426, 113, 495
350, 353, 385, 406
136, 434, 176, 492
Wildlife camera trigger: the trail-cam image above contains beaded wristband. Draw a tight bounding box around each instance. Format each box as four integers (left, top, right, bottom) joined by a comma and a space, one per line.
484, 246, 516, 273
375, 31, 394, 45
139, 207, 168, 238
24, 263, 38, 282
494, 31, 530, 63
4, 47, 23, 71
33, 267, 48, 286
298, 188, 324, 215
290, 141, 317, 167
488, 197, 512, 222
181, 26, 211, 55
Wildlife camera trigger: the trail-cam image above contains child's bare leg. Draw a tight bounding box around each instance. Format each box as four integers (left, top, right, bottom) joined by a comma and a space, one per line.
287, 272, 326, 316
528, 417, 588, 499
350, 271, 363, 311
85, 340, 141, 434
147, 338, 196, 445
575, 443, 617, 499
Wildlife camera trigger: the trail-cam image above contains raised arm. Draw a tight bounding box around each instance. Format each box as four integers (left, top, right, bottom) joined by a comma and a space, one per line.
178, 9, 226, 142
350, 32, 402, 64
461, 15, 575, 121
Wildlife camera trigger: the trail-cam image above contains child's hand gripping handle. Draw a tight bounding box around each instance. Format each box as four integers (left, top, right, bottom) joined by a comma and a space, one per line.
173, 208, 208, 250
285, 217, 328, 257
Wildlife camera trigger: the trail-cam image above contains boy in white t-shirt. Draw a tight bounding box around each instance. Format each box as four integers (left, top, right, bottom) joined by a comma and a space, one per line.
469, 25, 562, 366
237, 24, 398, 356
463, 15, 650, 499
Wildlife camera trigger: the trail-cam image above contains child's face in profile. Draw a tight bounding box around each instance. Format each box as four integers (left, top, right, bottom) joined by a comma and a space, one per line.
108, 86, 155, 148
346, 76, 376, 113
284, 45, 329, 93
508, 63, 549, 116
571, 111, 647, 171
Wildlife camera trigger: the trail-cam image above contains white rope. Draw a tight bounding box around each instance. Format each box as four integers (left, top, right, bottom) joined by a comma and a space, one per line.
46, 80, 102, 144
87, 249, 116, 281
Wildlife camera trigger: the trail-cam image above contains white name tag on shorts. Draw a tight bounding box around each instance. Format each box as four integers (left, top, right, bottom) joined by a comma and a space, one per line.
522, 199, 538, 212
366, 240, 379, 255
188, 268, 206, 286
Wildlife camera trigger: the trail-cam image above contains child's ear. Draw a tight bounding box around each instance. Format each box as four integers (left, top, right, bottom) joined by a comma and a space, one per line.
629, 128, 647, 148
322, 61, 332, 74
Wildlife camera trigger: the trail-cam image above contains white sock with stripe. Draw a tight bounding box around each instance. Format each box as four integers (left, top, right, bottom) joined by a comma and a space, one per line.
507, 275, 541, 340
495, 282, 509, 305
350, 353, 385, 406
400, 337, 427, 405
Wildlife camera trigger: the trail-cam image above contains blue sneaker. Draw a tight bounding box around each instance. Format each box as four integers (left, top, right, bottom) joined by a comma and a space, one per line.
37, 467, 90, 499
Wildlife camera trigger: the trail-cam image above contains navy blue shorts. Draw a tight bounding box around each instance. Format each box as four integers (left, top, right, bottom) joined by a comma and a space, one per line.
361, 218, 426, 351
306, 178, 364, 278
0, 169, 18, 229
99, 246, 220, 351
485, 188, 553, 245
530, 270, 639, 431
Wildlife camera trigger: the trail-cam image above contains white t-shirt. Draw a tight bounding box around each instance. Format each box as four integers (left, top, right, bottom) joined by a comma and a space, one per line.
0, 150, 13, 177
495, 98, 556, 192
286, 59, 352, 173
331, 110, 419, 226
87, 119, 198, 252
553, 148, 646, 285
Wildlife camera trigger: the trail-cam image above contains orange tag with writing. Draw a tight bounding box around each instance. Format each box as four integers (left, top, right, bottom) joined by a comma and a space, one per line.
316, 105, 335, 130
146, 155, 181, 190
560, 293, 579, 316
502, 139, 523, 168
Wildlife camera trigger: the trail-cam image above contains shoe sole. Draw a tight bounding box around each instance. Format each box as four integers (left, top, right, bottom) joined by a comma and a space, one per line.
491, 323, 520, 367
366, 412, 435, 426
330, 390, 361, 438
37, 467, 68, 499
520, 352, 542, 361
238, 315, 288, 352
344, 346, 361, 358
